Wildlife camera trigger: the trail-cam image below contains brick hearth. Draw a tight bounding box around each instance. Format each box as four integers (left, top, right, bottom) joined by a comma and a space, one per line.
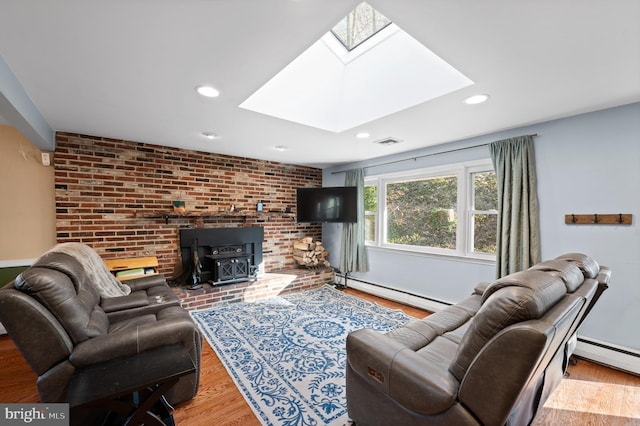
173, 267, 334, 311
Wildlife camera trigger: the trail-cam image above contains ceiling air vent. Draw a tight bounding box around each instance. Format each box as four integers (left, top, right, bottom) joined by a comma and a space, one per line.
374, 137, 402, 146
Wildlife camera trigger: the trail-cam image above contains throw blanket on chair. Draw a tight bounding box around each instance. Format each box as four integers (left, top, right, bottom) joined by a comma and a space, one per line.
46, 243, 131, 298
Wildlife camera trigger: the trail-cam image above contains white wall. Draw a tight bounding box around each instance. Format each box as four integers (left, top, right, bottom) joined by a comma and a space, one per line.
323, 102, 640, 352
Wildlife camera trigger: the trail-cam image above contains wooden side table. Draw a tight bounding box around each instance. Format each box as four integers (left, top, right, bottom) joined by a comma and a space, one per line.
68, 344, 195, 426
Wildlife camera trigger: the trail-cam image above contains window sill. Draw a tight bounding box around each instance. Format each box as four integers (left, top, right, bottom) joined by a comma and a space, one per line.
364, 244, 496, 266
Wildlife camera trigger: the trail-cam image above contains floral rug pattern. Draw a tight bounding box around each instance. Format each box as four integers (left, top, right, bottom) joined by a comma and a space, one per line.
190, 285, 409, 426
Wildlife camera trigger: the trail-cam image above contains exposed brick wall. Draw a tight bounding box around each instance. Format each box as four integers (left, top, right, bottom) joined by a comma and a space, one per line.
53, 133, 323, 279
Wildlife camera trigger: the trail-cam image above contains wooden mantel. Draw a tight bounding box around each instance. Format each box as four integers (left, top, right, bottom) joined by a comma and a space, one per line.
135, 210, 295, 227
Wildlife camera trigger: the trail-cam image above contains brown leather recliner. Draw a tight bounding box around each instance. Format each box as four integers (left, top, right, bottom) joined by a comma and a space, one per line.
0, 247, 202, 409
346, 253, 610, 425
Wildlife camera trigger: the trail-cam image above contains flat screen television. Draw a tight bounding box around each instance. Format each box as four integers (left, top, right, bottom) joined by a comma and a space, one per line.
296, 186, 357, 223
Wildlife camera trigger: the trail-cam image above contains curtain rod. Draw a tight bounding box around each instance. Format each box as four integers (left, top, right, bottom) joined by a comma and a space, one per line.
331, 133, 537, 174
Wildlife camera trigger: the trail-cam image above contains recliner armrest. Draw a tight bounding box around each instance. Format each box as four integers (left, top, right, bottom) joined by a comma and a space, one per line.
124, 274, 167, 291
347, 329, 458, 415
100, 292, 149, 313
69, 316, 198, 368
473, 281, 491, 295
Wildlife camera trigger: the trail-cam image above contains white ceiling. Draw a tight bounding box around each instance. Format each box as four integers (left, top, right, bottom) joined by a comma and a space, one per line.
0, 0, 639, 169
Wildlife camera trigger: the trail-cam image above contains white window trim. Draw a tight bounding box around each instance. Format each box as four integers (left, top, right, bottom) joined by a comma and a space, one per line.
466, 163, 499, 261
365, 159, 496, 261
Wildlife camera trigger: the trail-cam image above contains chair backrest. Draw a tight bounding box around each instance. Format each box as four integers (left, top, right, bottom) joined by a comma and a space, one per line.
12, 252, 109, 344
554, 253, 610, 329
449, 268, 593, 426
449, 255, 607, 426
0, 283, 74, 376
450, 270, 568, 381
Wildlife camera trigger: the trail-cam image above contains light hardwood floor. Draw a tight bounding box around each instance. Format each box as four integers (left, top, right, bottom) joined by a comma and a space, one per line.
0, 287, 638, 425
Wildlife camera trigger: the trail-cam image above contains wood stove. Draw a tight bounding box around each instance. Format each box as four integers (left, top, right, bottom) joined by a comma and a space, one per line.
207, 245, 252, 284
179, 227, 263, 289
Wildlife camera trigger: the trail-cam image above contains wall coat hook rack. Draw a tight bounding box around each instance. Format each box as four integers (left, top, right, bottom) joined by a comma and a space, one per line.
565, 213, 632, 225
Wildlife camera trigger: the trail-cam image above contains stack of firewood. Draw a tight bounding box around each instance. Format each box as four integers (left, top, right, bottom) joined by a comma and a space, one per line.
293, 237, 330, 268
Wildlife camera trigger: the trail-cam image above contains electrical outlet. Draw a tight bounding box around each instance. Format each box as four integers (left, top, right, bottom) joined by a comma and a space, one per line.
41, 152, 51, 166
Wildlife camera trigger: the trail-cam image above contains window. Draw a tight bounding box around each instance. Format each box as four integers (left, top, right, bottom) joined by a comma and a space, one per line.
331, 2, 392, 51
364, 183, 378, 242
386, 176, 458, 249
470, 171, 498, 254
365, 160, 497, 259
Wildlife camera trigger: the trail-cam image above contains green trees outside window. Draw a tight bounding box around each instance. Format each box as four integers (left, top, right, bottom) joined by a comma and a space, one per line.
386, 176, 457, 249
471, 171, 498, 254
364, 184, 377, 242
364, 160, 497, 258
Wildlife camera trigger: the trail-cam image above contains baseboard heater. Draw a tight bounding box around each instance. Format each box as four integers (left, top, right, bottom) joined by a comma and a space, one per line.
337, 273, 640, 377
574, 336, 640, 376
335, 272, 453, 314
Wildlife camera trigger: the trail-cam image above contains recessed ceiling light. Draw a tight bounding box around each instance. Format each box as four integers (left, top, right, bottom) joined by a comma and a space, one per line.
355, 132, 370, 139
273, 145, 289, 151
464, 94, 490, 105
195, 85, 220, 98
202, 132, 217, 139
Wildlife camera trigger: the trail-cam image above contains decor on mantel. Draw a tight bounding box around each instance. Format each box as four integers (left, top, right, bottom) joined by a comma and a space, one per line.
565, 213, 632, 225
172, 200, 186, 213
189, 285, 409, 426
134, 210, 296, 226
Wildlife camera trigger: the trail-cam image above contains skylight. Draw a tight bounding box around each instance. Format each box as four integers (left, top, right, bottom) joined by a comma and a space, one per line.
330, 2, 392, 51
239, 4, 474, 133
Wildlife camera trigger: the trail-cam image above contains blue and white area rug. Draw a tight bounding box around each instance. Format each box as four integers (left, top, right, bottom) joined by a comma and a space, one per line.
190, 285, 410, 426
